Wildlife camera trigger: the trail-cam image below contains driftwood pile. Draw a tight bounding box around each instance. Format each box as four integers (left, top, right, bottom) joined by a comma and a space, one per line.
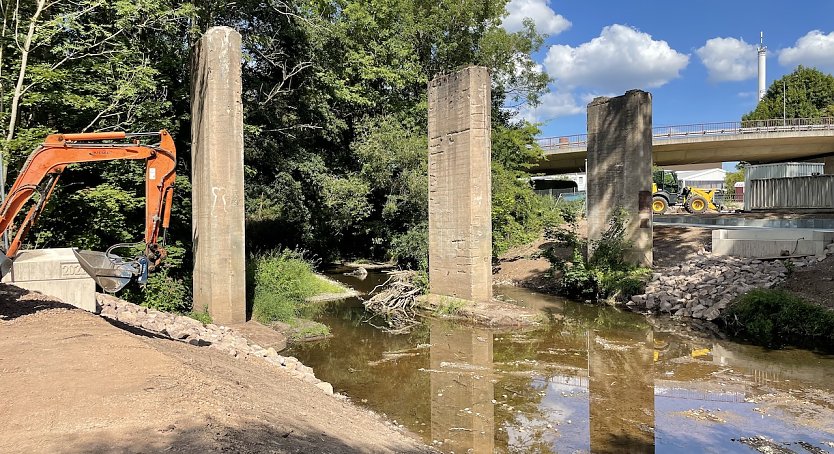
362, 270, 422, 333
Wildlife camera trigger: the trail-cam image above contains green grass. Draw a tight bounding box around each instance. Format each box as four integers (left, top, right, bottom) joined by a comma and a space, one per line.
250, 249, 346, 324
722, 288, 834, 349
311, 275, 348, 295
432, 296, 469, 316
187, 305, 213, 325
287, 318, 331, 340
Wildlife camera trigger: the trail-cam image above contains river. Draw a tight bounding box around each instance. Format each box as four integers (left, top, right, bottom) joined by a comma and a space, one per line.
288, 269, 834, 453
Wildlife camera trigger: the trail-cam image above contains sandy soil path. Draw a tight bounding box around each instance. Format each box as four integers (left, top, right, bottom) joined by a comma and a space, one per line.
0, 286, 432, 454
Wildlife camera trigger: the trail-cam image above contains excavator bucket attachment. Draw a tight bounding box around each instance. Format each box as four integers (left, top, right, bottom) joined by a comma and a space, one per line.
73, 249, 135, 293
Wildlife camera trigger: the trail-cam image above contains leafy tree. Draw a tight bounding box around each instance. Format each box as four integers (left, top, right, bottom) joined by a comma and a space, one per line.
0, 0, 557, 311
744, 66, 834, 121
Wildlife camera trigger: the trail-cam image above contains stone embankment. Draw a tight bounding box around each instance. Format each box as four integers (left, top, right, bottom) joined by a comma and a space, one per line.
628, 247, 833, 321
96, 294, 334, 395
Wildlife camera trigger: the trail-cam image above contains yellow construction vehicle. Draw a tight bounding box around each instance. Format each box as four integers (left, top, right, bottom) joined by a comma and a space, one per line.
652, 170, 722, 214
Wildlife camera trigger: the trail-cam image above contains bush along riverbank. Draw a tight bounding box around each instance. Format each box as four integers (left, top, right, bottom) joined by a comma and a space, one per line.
544, 209, 651, 303
249, 249, 353, 341
720, 288, 834, 350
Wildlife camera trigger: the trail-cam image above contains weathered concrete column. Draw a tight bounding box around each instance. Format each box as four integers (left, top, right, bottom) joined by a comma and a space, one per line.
586, 90, 653, 267
427, 66, 492, 302
191, 26, 246, 324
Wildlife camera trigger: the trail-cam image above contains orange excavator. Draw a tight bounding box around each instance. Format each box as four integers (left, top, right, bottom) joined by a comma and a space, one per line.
0, 130, 176, 292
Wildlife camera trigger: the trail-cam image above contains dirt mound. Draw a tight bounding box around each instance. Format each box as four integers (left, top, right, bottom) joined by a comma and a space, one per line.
778, 255, 834, 310
0, 285, 431, 454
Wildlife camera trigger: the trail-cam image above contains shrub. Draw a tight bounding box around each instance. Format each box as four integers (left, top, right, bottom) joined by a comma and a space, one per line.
722, 288, 834, 349
122, 270, 191, 313
390, 222, 428, 270
545, 209, 650, 301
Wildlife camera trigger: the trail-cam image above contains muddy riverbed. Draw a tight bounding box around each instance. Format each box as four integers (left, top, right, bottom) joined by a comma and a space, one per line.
289, 270, 834, 453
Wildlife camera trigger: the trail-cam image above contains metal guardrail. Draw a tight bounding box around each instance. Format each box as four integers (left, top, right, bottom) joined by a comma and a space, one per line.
537, 117, 834, 151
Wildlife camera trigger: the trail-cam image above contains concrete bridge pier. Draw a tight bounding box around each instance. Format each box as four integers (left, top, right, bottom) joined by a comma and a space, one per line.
825, 156, 834, 174
190, 27, 246, 324
586, 90, 653, 267
427, 66, 492, 302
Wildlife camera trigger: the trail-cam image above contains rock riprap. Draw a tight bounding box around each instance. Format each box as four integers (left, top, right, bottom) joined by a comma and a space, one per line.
95, 293, 333, 395
626, 250, 822, 321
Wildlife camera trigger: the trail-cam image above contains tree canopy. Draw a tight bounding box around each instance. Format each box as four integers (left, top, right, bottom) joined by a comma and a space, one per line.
744, 66, 834, 121
0, 0, 554, 309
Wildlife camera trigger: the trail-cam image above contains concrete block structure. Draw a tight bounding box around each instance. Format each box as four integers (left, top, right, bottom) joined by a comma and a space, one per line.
191, 27, 246, 324
712, 229, 834, 258
586, 90, 653, 267
427, 66, 492, 302
2, 248, 96, 312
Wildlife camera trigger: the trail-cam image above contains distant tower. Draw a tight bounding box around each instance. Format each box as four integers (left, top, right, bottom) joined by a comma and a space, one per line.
757, 32, 767, 101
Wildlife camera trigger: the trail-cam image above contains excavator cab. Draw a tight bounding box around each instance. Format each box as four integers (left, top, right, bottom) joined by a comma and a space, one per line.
0, 130, 176, 293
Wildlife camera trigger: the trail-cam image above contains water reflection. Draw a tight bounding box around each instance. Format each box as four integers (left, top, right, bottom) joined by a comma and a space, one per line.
588, 329, 654, 453
429, 321, 494, 452
290, 276, 834, 453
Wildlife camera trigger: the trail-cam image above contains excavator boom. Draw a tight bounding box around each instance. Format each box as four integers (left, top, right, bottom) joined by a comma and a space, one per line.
0, 130, 176, 292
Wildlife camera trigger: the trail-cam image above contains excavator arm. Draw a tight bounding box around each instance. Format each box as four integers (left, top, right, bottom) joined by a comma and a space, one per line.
0, 130, 176, 292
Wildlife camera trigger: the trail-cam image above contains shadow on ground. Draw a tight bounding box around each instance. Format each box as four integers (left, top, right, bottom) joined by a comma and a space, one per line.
0, 283, 75, 321
67, 418, 430, 454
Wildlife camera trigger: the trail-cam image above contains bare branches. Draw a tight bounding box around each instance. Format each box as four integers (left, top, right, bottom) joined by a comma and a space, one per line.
258, 59, 313, 106
362, 270, 423, 333
6, 0, 48, 141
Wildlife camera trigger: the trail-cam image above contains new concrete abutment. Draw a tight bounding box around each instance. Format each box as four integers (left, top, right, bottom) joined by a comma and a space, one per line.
427, 66, 492, 302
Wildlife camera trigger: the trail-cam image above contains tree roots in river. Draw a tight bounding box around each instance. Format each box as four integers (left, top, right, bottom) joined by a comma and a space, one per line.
362, 271, 422, 333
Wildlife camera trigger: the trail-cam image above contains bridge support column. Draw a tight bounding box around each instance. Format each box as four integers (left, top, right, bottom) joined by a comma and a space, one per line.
825, 156, 834, 175
191, 27, 246, 324
586, 90, 653, 267
427, 66, 492, 302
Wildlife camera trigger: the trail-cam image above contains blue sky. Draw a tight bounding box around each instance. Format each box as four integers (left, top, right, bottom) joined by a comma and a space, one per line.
503, 0, 834, 139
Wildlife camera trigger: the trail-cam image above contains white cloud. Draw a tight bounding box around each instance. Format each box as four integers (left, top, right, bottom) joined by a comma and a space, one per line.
779, 30, 834, 72
544, 24, 689, 93
696, 37, 758, 82
517, 90, 583, 123
503, 0, 571, 36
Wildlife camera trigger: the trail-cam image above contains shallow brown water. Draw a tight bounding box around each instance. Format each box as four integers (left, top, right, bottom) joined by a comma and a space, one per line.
289, 270, 834, 453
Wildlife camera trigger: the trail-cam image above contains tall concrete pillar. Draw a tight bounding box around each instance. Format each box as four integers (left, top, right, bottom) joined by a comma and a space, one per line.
190, 26, 246, 324
427, 66, 492, 302
586, 90, 653, 267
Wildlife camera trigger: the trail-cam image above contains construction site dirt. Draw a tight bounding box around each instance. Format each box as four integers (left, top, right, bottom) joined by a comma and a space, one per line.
0, 287, 433, 454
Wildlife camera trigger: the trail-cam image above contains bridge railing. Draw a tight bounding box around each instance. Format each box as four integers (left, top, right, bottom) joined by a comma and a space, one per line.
538, 117, 834, 151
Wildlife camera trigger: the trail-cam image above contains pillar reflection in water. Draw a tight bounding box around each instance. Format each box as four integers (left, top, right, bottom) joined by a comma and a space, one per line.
588, 327, 655, 453
429, 320, 494, 453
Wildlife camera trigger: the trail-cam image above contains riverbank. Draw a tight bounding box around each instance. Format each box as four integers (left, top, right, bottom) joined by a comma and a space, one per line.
493, 224, 834, 339
0, 286, 433, 453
